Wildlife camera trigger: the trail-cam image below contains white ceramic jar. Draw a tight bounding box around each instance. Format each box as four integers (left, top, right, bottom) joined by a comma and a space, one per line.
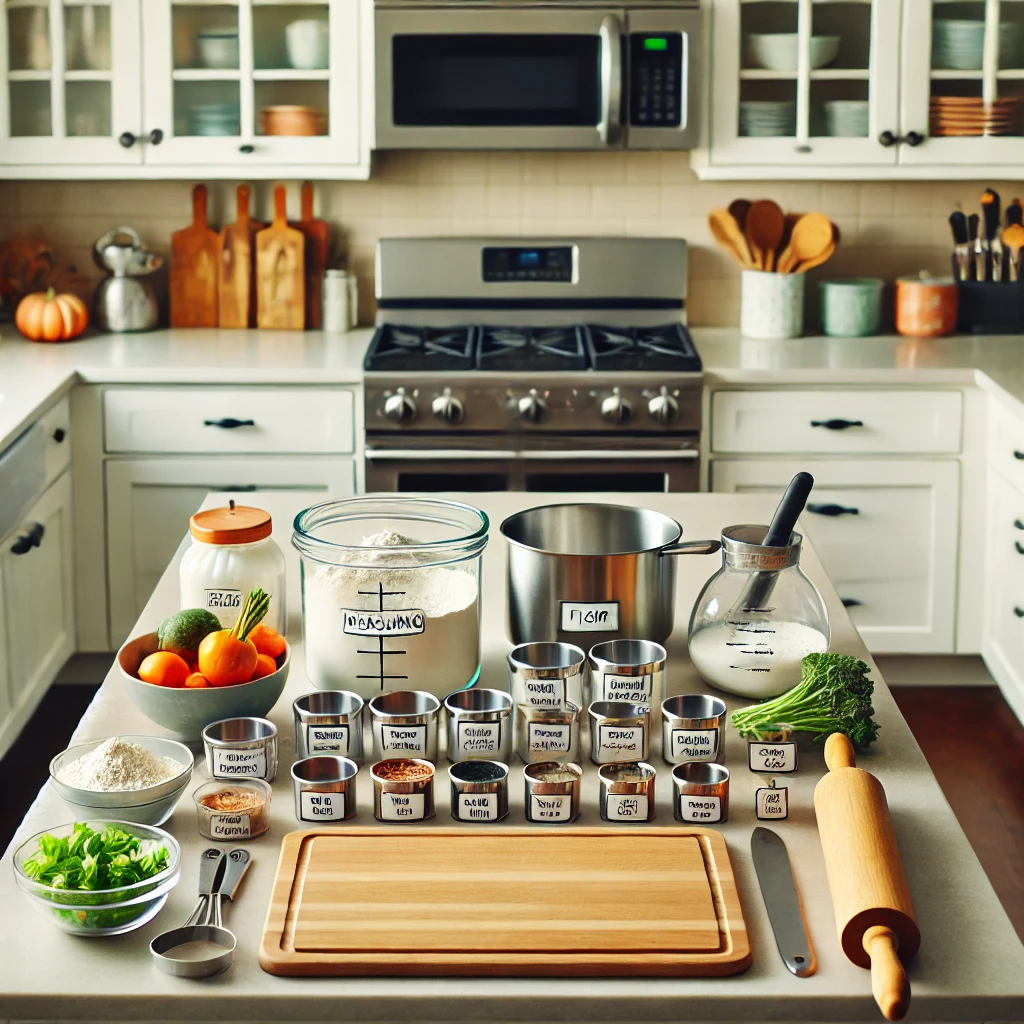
180, 502, 286, 631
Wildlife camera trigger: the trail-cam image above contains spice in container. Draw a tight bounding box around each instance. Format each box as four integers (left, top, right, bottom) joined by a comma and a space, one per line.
448, 759, 509, 823
444, 687, 513, 763
371, 758, 435, 822
523, 760, 582, 824
179, 501, 286, 632
598, 762, 657, 822
369, 690, 440, 762
293, 690, 365, 761
193, 778, 272, 839
587, 700, 651, 765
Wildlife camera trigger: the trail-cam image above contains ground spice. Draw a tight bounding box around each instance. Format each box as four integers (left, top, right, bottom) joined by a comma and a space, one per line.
602, 765, 654, 784
196, 784, 270, 839
373, 759, 434, 782
526, 765, 579, 784
450, 760, 506, 783
199, 787, 264, 812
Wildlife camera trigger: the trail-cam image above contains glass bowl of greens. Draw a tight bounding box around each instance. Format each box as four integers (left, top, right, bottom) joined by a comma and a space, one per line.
13, 820, 181, 936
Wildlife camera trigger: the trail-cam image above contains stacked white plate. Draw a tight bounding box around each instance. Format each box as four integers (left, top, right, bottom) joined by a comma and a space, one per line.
739, 100, 796, 137
932, 19, 1021, 71
824, 99, 869, 137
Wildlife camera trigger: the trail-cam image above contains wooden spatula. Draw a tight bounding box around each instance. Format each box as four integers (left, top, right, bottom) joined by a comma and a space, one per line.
256, 185, 305, 331
218, 184, 265, 329
746, 200, 786, 272
795, 238, 837, 274
170, 184, 219, 327
708, 208, 755, 268
296, 181, 329, 329
777, 212, 834, 274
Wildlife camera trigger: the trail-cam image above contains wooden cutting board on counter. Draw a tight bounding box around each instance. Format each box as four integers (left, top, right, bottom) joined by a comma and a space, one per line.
218, 184, 264, 328
296, 180, 329, 329
259, 828, 751, 977
170, 184, 219, 327
256, 184, 305, 330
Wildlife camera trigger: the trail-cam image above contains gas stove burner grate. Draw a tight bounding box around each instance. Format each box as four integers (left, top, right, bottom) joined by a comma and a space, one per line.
585, 322, 703, 373
477, 325, 588, 371
364, 324, 478, 372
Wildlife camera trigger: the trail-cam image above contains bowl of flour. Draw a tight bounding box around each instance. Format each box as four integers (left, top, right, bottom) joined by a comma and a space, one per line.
293, 497, 489, 700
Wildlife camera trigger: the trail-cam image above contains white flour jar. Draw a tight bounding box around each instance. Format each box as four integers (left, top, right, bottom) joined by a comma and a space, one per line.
292, 497, 489, 700
180, 502, 286, 631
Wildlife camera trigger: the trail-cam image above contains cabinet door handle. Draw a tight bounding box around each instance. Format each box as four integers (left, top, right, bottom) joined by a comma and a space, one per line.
1015, 519, 1024, 530
903, 131, 925, 147
53, 427, 66, 443
203, 418, 255, 429
808, 502, 860, 517
1016, 541, 1024, 555
118, 131, 136, 148
810, 418, 864, 430
1015, 607, 1024, 618
239, 144, 255, 154
221, 485, 258, 492
1015, 450, 1024, 461
841, 598, 863, 608
149, 128, 164, 145
878, 130, 898, 147
10, 522, 44, 555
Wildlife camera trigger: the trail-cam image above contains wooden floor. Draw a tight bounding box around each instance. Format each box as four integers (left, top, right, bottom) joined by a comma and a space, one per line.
1, 684, 1022, 940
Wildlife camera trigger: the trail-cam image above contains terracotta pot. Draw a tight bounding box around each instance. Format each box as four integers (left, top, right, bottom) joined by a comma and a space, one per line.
895, 275, 958, 337
261, 105, 326, 136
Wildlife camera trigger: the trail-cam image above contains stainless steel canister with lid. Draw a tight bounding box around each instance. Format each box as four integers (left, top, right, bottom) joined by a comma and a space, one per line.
444, 688, 513, 763
202, 717, 279, 782
293, 690, 365, 761
369, 690, 440, 762
507, 641, 587, 709
587, 639, 666, 709
370, 758, 435, 823
523, 761, 582, 824
448, 760, 509, 823
291, 755, 358, 822
515, 701, 580, 764
672, 762, 730, 824
587, 701, 651, 765
660, 694, 727, 765
598, 762, 657, 822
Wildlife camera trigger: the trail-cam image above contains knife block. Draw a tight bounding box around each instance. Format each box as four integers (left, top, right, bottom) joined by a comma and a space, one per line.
957, 281, 1024, 335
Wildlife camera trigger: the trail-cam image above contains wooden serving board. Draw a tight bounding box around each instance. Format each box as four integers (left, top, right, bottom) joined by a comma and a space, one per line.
295, 180, 329, 329
170, 184, 219, 328
259, 828, 751, 977
218, 184, 265, 329
256, 184, 305, 330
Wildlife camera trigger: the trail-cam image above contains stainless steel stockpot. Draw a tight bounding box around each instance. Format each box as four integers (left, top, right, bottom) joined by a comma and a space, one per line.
500, 503, 720, 645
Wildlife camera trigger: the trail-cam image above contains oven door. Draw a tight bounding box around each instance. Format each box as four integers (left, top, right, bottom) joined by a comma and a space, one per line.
364, 445, 699, 493
375, 8, 625, 150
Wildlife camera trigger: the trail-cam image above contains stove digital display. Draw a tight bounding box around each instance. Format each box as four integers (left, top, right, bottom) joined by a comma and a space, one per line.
483, 246, 574, 282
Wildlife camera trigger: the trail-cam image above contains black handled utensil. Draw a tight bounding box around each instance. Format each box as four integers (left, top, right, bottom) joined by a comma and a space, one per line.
949, 211, 970, 281
982, 188, 1003, 281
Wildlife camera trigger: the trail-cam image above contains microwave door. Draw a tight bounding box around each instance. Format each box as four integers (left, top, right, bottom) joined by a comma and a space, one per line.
375, 8, 625, 150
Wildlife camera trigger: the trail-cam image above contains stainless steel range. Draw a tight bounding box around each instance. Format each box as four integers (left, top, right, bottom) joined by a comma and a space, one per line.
363, 237, 702, 493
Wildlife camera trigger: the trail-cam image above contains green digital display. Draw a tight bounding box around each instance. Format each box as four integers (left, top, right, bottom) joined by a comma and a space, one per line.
643, 37, 669, 51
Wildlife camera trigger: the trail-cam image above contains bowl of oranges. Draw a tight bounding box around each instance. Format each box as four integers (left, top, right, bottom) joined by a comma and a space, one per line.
118, 589, 290, 741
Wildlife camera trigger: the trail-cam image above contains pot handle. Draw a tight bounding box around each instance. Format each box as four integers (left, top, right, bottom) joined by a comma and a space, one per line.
661, 540, 721, 556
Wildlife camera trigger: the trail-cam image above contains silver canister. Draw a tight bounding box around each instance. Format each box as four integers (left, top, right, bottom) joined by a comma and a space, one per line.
672, 762, 730, 824
293, 690, 365, 762
507, 641, 587, 709
598, 762, 657, 822
444, 688, 514, 763
370, 758, 435, 823
515, 701, 580, 765
202, 717, 279, 782
523, 761, 582, 824
587, 639, 666, 710
448, 760, 509, 823
587, 701, 651, 765
368, 690, 440, 762
291, 756, 358, 823
661, 694, 727, 765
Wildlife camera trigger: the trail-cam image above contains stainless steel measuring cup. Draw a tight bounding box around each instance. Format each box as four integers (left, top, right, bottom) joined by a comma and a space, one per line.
151, 847, 251, 978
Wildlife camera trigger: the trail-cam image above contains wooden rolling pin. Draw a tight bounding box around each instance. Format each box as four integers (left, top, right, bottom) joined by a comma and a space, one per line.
814, 733, 920, 1022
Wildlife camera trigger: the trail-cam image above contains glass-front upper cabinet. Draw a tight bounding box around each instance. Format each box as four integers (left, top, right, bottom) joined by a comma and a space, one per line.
141, 0, 360, 167
901, 0, 1024, 167
0, 0, 141, 165
708, 0, 902, 169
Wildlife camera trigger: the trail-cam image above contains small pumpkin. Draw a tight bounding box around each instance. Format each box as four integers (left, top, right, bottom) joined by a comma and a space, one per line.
15, 287, 89, 342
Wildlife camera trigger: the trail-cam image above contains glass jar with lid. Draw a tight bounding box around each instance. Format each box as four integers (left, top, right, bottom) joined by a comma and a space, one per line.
179, 501, 286, 632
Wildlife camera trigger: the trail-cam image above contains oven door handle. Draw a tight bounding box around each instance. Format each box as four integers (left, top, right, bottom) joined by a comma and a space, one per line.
523, 449, 699, 460
365, 448, 699, 461
365, 448, 518, 460
598, 14, 623, 145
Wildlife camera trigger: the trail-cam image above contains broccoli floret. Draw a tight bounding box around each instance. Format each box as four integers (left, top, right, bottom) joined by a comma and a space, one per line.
730, 652, 880, 748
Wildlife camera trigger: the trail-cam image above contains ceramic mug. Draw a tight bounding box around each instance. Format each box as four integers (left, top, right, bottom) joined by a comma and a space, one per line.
740, 269, 805, 339
895, 275, 958, 337
819, 278, 884, 337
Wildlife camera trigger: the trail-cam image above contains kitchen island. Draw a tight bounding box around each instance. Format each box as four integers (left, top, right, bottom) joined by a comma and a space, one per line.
1, 490, 1023, 1023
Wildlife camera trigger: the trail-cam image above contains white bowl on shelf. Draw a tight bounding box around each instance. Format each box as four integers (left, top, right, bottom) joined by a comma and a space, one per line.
196, 30, 239, 70
285, 18, 329, 70
824, 99, 869, 137
744, 33, 841, 72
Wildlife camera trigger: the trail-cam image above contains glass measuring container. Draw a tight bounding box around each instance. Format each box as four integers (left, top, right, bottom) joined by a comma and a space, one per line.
687, 525, 829, 699
292, 497, 489, 701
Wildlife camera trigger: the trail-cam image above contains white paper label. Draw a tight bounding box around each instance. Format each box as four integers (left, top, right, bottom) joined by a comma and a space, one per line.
305, 724, 350, 756
530, 793, 573, 822
669, 728, 719, 762
748, 742, 798, 774
208, 813, 252, 839
527, 722, 571, 758
380, 724, 426, 755
519, 678, 565, 708
605, 793, 649, 821
205, 588, 242, 614
456, 793, 498, 822
756, 786, 789, 820
301, 791, 346, 821
597, 724, 645, 763
343, 608, 425, 637
455, 721, 501, 756
380, 792, 426, 821
212, 747, 268, 779
560, 601, 620, 632
679, 795, 722, 823
594, 672, 653, 704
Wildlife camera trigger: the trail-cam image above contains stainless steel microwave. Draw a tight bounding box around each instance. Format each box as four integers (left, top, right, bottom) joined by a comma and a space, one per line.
374, 2, 702, 150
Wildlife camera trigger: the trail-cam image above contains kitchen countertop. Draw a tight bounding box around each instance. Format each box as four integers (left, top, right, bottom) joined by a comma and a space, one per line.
1, 490, 1022, 1023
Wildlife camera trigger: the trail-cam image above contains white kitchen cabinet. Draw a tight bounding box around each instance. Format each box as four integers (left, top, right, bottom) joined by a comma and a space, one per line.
711, 458, 960, 653
105, 456, 356, 643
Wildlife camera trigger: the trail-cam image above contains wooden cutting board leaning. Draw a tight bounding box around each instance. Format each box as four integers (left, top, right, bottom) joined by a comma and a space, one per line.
218, 184, 265, 328
295, 181, 329, 330
256, 185, 305, 330
170, 184, 219, 327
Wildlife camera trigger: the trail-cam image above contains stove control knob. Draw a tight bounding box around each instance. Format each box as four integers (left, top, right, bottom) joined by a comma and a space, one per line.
384, 387, 417, 424
518, 390, 547, 424
601, 389, 632, 425
648, 387, 679, 426
432, 390, 464, 425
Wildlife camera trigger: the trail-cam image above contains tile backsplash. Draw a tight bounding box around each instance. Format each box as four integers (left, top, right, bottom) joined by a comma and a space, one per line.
0, 152, 1017, 327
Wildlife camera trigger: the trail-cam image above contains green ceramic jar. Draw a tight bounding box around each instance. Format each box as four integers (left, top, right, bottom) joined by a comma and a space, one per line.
818, 278, 884, 337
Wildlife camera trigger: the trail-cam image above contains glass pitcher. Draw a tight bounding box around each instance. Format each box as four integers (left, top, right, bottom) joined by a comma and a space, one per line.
687, 525, 829, 699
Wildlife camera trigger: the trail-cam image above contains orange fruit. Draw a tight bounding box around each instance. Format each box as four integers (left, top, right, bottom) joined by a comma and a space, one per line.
249, 624, 287, 658
138, 651, 191, 688
251, 653, 278, 680
184, 672, 210, 688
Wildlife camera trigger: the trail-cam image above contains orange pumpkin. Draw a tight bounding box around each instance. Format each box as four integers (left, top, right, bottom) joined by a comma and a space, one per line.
15, 287, 89, 342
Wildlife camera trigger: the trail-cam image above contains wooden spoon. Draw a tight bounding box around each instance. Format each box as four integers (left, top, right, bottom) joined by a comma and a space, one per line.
777, 212, 834, 274
745, 200, 786, 271
795, 237, 837, 274
708, 208, 755, 268
728, 198, 752, 233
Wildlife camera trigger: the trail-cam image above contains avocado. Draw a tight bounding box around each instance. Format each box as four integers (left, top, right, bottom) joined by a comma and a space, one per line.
158, 608, 223, 660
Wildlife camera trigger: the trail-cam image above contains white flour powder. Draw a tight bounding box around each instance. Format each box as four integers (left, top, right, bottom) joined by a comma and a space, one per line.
58, 737, 183, 792
303, 529, 481, 699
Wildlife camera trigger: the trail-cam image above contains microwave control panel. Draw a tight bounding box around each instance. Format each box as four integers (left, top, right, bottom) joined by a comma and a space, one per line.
629, 33, 683, 128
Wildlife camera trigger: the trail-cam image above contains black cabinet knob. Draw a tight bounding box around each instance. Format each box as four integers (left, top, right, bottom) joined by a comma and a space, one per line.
1014, 450, 1024, 460
1015, 541, 1024, 555
808, 502, 860, 517
53, 427, 66, 443
1015, 606, 1024, 618
149, 128, 164, 145
203, 418, 255, 430
11, 522, 44, 555
118, 131, 135, 148
239, 144, 255, 154
878, 130, 898, 147
904, 131, 925, 147
810, 418, 864, 431
841, 598, 863, 608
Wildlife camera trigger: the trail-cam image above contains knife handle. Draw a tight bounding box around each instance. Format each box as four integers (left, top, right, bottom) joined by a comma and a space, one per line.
863, 926, 910, 1022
